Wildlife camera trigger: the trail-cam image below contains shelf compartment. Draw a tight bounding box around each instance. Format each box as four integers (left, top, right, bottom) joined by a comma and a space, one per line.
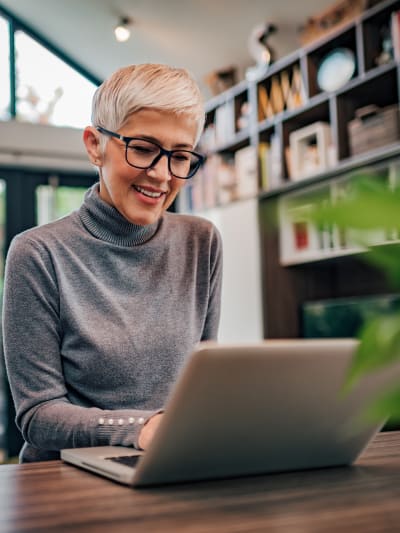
182, 137, 260, 213
257, 60, 306, 123
281, 100, 332, 182
336, 66, 399, 160
278, 161, 400, 266
200, 102, 250, 154
307, 26, 358, 98
279, 183, 344, 266
362, 0, 400, 71
234, 89, 251, 135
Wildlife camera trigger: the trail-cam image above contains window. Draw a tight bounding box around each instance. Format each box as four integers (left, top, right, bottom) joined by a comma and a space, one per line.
0, 16, 10, 120
15, 31, 97, 129
36, 183, 88, 225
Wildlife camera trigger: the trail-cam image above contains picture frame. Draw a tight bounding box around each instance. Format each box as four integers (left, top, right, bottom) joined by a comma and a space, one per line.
289, 121, 332, 181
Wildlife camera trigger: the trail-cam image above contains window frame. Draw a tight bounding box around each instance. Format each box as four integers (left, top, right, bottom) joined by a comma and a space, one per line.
0, 3, 102, 119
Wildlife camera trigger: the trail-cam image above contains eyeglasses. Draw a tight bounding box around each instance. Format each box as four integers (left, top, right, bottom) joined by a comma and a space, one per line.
96, 126, 205, 179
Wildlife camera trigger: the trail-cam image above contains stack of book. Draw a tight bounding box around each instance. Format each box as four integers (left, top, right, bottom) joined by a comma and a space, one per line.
258, 64, 305, 122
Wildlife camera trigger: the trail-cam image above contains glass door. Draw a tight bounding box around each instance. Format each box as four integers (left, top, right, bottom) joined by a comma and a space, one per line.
35, 176, 90, 226
0, 169, 97, 460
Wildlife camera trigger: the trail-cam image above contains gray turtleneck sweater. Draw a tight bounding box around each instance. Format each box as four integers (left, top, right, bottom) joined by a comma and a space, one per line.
2, 183, 222, 462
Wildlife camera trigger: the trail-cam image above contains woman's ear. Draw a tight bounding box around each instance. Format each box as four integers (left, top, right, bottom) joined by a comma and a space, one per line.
83, 126, 103, 166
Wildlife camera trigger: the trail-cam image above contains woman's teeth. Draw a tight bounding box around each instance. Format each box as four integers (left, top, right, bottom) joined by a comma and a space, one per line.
134, 185, 163, 198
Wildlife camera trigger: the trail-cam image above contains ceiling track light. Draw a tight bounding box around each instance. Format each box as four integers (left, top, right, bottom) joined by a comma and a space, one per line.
114, 16, 133, 42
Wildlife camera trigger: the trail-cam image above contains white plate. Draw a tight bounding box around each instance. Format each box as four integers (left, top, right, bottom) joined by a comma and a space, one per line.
317, 48, 356, 92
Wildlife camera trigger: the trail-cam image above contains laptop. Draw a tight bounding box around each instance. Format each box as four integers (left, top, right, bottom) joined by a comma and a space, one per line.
61, 338, 398, 487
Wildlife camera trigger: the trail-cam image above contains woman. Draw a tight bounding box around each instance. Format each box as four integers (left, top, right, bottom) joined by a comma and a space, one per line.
3, 64, 223, 462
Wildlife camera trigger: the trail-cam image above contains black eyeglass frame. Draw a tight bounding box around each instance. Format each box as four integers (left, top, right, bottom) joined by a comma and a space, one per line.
96, 126, 205, 179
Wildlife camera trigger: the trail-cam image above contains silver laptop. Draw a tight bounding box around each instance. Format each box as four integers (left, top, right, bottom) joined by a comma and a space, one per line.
61, 338, 398, 487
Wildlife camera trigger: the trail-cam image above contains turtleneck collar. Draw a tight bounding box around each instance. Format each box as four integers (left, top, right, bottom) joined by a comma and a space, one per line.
78, 183, 161, 246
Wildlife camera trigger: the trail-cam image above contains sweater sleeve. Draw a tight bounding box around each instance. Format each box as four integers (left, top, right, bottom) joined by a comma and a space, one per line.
2, 235, 155, 454
201, 225, 223, 341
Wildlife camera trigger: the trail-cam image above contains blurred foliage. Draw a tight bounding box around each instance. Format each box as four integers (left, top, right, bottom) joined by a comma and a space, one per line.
310, 174, 400, 421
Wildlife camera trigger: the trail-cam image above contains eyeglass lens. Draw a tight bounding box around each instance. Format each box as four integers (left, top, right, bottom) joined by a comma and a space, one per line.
126, 139, 201, 178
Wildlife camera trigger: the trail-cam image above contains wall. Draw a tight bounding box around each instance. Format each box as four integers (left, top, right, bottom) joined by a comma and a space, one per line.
198, 198, 263, 343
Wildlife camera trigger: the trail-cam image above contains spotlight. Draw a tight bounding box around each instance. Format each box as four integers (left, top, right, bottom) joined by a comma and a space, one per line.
114, 17, 133, 42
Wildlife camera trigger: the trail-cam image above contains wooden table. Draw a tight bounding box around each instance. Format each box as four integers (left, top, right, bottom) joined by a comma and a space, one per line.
0, 431, 399, 532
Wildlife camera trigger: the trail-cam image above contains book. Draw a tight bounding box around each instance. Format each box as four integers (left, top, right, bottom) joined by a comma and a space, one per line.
234, 145, 258, 199
269, 133, 282, 188
286, 65, 305, 110
216, 155, 236, 205
280, 70, 291, 109
285, 146, 292, 180
269, 76, 285, 115
215, 103, 235, 146
293, 220, 309, 250
289, 204, 319, 254
258, 85, 274, 121
391, 10, 400, 61
178, 181, 193, 213
258, 142, 270, 191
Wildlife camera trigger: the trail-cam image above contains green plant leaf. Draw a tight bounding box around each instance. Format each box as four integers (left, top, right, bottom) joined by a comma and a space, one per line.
362, 385, 400, 424
299, 173, 400, 423
310, 176, 400, 233
364, 246, 400, 290
345, 314, 400, 389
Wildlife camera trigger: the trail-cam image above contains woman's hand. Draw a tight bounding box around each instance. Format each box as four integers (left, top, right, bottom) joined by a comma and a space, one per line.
138, 412, 164, 450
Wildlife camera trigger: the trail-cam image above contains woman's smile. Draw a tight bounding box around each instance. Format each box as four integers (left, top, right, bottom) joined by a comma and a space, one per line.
131, 183, 167, 204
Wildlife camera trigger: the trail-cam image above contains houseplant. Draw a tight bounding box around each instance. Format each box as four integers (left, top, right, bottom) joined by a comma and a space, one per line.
310, 173, 400, 422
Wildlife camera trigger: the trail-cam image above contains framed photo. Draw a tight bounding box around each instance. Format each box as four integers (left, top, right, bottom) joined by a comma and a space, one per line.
289, 121, 332, 181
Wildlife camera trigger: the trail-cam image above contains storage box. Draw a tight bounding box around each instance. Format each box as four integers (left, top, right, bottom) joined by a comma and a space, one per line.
348, 104, 400, 156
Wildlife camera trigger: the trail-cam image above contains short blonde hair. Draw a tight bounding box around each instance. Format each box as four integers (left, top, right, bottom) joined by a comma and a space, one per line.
91, 63, 205, 145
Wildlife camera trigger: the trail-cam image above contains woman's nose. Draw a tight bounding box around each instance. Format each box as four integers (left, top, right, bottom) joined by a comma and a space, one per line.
146, 154, 171, 182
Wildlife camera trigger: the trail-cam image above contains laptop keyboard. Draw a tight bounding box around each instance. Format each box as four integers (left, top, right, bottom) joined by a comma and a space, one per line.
105, 455, 141, 468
